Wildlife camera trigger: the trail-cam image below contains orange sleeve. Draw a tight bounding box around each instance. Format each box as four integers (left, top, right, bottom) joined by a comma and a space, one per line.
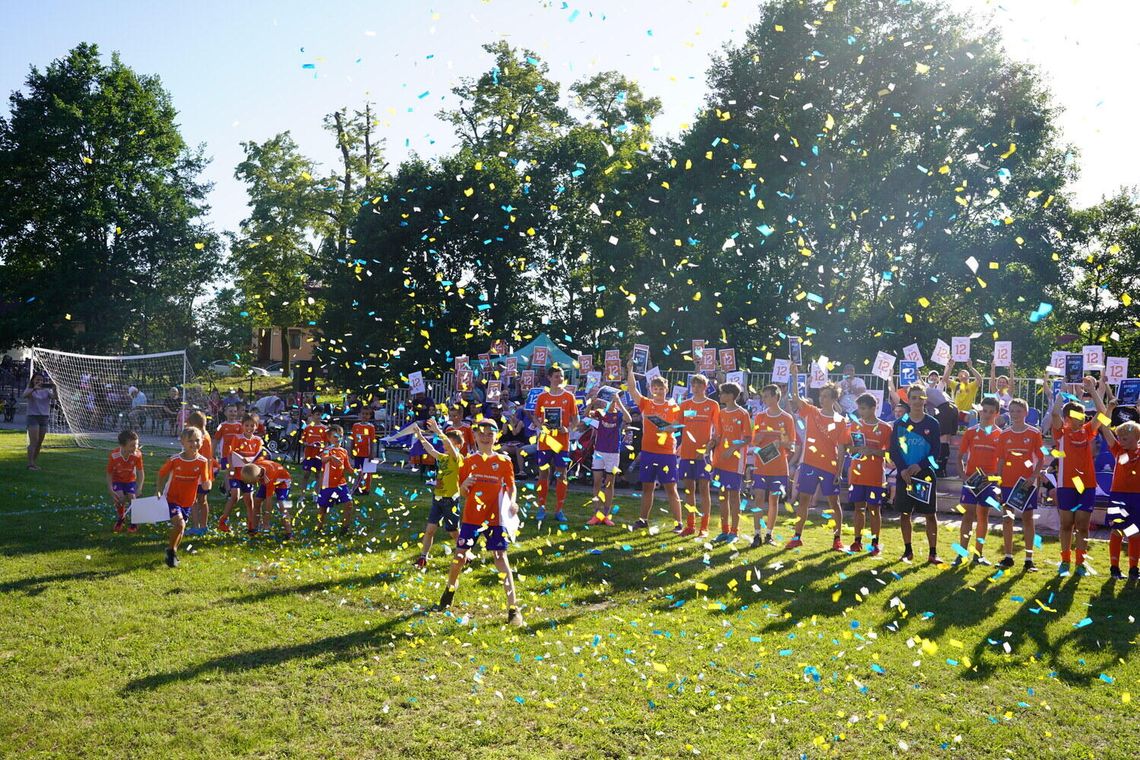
158, 457, 174, 480
106, 454, 114, 474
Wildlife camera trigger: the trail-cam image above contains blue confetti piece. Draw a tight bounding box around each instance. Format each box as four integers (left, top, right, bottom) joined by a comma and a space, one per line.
871, 664, 885, 674
1074, 617, 1093, 629
1099, 673, 1114, 683
778, 649, 793, 656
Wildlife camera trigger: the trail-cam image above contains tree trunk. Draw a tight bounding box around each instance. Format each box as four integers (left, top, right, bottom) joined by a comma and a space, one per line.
279, 326, 291, 378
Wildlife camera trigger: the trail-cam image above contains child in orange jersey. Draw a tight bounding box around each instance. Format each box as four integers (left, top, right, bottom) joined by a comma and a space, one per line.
185, 410, 214, 536
953, 397, 1004, 567
749, 383, 796, 547
995, 398, 1045, 571
678, 374, 720, 536
709, 382, 753, 544
217, 414, 266, 535
156, 427, 212, 567
316, 425, 355, 535
845, 393, 892, 556
1097, 419, 1140, 580
350, 406, 377, 495
107, 429, 144, 534
241, 460, 294, 539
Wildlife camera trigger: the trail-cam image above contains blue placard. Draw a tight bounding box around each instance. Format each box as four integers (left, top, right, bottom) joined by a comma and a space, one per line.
1118, 378, 1140, 406
524, 388, 543, 411
1065, 354, 1084, 384
899, 361, 918, 387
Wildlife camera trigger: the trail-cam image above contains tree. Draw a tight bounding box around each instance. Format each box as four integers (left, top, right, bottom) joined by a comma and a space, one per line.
640, 0, 1074, 370
231, 133, 325, 377
193, 286, 254, 367
317, 103, 386, 273
0, 43, 218, 353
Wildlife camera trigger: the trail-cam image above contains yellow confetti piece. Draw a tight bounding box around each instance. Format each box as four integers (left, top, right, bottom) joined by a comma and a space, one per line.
463, 187, 474, 197
194, 242, 205, 250
915, 62, 930, 75
1001, 143, 1017, 159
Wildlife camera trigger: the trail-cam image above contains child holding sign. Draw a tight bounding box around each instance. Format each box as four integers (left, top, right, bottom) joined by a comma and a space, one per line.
846, 394, 892, 556
531, 366, 578, 523
156, 428, 212, 568
996, 398, 1044, 571
953, 397, 1003, 567
749, 384, 796, 547
626, 359, 684, 533
710, 382, 753, 542
678, 374, 719, 536
1049, 377, 1105, 576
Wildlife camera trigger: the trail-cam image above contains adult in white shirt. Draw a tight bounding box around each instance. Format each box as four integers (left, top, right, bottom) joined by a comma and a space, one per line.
837, 364, 867, 415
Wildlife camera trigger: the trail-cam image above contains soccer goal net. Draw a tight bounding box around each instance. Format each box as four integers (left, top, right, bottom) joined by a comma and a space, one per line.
30, 347, 209, 448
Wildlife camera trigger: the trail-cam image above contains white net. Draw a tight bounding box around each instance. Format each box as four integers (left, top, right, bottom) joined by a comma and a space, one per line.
30, 347, 208, 449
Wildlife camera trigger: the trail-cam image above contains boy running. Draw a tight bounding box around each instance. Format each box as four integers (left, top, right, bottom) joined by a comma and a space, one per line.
953, 397, 1003, 566
890, 384, 944, 565
351, 407, 377, 495
996, 398, 1044, 571
750, 383, 796, 547
532, 366, 578, 522
626, 360, 684, 532
316, 425, 355, 535
300, 409, 330, 490
214, 406, 243, 494
785, 363, 850, 550
709, 382, 753, 543
846, 393, 892, 556
156, 427, 212, 568
107, 430, 144, 534
413, 419, 465, 568
185, 411, 214, 536
678, 374, 719, 536
436, 418, 524, 627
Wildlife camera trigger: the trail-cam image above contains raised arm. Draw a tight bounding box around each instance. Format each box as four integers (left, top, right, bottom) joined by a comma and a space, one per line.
787, 362, 805, 412
966, 359, 983, 385
615, 395, 633, 424
625, 360, 645, 404
413, 425, 446, 460
941, 360, 954, 387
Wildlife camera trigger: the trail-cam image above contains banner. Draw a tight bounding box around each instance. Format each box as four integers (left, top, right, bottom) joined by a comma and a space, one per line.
872, 351, 895, 381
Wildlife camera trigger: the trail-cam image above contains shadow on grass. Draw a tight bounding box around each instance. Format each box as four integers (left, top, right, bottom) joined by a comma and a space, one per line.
123, 612, 421, 693
0, 568, 134, 596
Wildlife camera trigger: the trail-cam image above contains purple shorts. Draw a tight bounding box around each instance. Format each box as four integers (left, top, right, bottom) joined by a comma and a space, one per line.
317, 485, 352, 509
752, 474, 788, 497
457, 522, 508, 552
536, 449, 571, 470
848, 484, 885, 506
639, 452, 679, 484
1056, 486, 1095, 513
352, 456, 369, 469
796, 463, 840, 497
302, 457, 322, 474
679, 458, 712, 481
168, 503, 191, 521
255, 484, 291, 502
227, 478, 254, 494
1106, 492, 1140, 531
111, 481, 137, 496
960, 483, 999, 507
713, 468, 744, 492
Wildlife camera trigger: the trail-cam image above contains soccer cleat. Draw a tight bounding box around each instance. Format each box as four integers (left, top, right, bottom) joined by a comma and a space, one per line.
724, 533, 738, 544
603, 517, 616, 527
1023, 559, 1037, 573
507, 607, 526, 628
632, 518, 649, 530
113, 519, 124, 534
679, 526, 696, 537
951, 556, 964, 568
927, 555, 944, 566
127, 523, 138, 534
900, 550, 915, 563
535, 507, 547, 522
586, 515, 603, 526
832, 538, 845, 552
849, 542, 863, 554
973, 556, 992, 567
785, 538, 804, 549
1110, 565, 1124, 580
1057, 561, 1071, 577
763, 533, 775, 546
999, 556, 1015, 569
1129, 567, 1140, 581
436, 589, 455, 610
217, 517, 231, 534
555, 511, 568, 523
414, 555, 427, 569
165, 548, 179, 568
672, 523, 685, 535
869, 545, 881, 558
1076, 563, 1089, 577
750, 533, 762, 549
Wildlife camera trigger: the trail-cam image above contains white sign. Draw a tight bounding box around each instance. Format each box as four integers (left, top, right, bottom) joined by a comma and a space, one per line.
771, 359, 791, 384
584, 370, 602, 393
129, 496, 169, 524
810, 359, 829, 389
903, 343, 925, 367
951, 336, 971, 362
671, 386, 686, 403
725, 370, 745, 387
1049, 351, 1067, 375
408, 371, 425, 395
931, 339, 951, 367
645, 365, 662, 382
868, 388, 885, 413
993, 341, 1012, 366
872, 351, 896, 381
500, 491, 520, 542
1083, 344, 1105, 370
1105, 357, 1129, 384
362, 459, 380, 473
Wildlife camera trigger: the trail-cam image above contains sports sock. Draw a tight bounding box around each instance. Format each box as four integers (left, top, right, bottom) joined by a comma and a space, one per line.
699, 514, 709, 532
555, 479, 568, 509
1110, 532, 1123, 565
536, 479, 548, 507
686, 511, 696, 529
1076, 550, 1086, 565
1128, 535, 1140, 569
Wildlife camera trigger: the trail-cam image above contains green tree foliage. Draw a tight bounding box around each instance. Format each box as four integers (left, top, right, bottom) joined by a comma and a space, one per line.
0, 43, 218, 353
193, 286, 254, 367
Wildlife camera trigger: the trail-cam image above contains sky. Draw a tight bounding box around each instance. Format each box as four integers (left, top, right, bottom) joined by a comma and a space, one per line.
2, 0, 1138, 237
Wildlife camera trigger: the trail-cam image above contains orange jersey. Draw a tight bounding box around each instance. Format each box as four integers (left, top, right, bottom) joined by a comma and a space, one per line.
159, 453, 211, 507
751, 409, 797, 476
350, 422, 376, 458
638, 397, 681, 456
196, 431, 215, 470
1053, 421, 1098, 491
302, 423, 329, 459
1109, 443, 1140, 494
960, 424, 1002, 476
458, 452, 515, 526
536, 389, 579, 452
259, 459, 292, 488
712, 406, 753, 474
319, 447, 352, 489
215, 421, 244, 461
678, 397, 720, 459
847, 420, 893, 487
447, 423, 475, 454
797, 405, 849, 475
997, 426, 1044, 488
106, 447, 144, 483
229, 434, 265, 477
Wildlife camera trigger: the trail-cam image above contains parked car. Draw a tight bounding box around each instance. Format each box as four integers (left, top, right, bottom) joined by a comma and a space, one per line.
208, 360, 268, 377
264, 362, 284, 377
207, 360, 233, 377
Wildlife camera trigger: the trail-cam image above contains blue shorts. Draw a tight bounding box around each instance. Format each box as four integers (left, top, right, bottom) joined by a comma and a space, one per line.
227, 478, 254, 494
428, 496, 460, 531
848, 484, 885, 506
1106, 492, 1140, 531
960, 482, 998, 507
457, 522, 508, 552
317, 485, 352, 509
679, 458, 712, 481
111, 481, 137, 496
640, 452, 679, 484
713, 468, 743, 492
1056, 486, 1095, 513
255, 484, 291, 502
168, 503, 191, 521
753, 474, 788, 497
536, 449, 571, 470
302, 456, 322, 474
796, 463, 840, 497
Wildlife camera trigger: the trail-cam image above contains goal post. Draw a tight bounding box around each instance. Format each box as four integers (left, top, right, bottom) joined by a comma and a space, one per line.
29, 347, 208, 449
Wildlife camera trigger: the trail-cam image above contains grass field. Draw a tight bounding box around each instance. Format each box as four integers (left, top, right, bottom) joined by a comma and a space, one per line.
0, 429, 1136, 758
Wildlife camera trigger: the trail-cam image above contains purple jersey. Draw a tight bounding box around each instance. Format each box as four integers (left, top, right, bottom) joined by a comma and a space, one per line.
593, 410, 623, 454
